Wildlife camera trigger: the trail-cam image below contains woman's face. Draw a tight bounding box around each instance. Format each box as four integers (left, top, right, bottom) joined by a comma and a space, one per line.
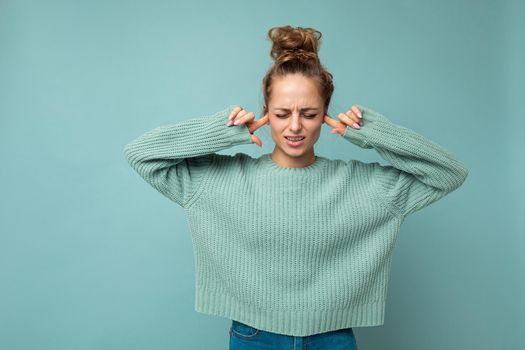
267, 73, 324, 163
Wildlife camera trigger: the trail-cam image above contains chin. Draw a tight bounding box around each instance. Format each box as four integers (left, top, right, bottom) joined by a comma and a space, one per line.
280, 144, 311, 157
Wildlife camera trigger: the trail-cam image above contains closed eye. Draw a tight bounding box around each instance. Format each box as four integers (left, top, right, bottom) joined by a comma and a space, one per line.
276, 114, 317, 119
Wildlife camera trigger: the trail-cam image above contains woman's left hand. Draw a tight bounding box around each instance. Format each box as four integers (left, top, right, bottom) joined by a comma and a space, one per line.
324, 105, 363, 135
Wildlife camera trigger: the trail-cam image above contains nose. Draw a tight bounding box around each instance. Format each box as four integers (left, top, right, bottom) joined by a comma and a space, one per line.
288, 115, 302, 132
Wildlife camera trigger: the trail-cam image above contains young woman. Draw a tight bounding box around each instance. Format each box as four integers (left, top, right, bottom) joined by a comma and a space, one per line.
124, 25, 469, 350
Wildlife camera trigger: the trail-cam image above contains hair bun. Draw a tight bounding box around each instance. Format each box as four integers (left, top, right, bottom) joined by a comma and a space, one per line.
267, 25, 322, 64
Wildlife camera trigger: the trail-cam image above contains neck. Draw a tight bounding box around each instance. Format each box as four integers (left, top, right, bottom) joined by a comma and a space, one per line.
270, 148, 317, 168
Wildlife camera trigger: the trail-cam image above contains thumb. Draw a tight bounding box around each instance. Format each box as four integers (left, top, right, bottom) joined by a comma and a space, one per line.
251, 134, 262, 147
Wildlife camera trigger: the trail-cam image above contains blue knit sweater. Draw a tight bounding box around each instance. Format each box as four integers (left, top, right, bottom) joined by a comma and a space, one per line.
123, 104, 468, 336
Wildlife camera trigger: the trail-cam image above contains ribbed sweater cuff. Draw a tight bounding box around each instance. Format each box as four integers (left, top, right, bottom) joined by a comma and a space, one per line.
200, 104, 254, 149
341, 104, 391, 148
212, 105, 253, 146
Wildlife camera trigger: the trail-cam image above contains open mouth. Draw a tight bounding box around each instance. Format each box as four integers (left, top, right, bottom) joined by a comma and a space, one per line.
284, 136, 305, 141
284, 136, 306, 146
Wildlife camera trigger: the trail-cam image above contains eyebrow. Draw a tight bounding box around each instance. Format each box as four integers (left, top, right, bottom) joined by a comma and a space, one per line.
274, 107, 319, 111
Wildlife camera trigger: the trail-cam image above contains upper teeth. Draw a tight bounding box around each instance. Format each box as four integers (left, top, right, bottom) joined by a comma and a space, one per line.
286, 136, 304, 141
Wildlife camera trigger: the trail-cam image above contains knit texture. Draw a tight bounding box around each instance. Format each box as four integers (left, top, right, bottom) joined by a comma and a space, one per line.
123, 104, 469, 336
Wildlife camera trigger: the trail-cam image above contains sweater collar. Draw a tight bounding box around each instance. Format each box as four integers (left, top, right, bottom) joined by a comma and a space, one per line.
259, 153, 326, 175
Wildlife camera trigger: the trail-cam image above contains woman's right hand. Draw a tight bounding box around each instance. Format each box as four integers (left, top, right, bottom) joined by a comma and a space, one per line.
226, 106, 269, 147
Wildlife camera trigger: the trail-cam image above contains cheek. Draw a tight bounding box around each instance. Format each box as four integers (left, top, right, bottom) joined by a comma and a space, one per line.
307, 122, 322, 134
309, 130, 321, 142
307, 125, 322, 142
270, 121, 286, 135
269, 126, 281, 142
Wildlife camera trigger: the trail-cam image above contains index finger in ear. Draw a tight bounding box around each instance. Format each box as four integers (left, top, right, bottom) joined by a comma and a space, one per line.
258, 113, 269, 126
248, 113, 269, 132
324, 114, 341, 128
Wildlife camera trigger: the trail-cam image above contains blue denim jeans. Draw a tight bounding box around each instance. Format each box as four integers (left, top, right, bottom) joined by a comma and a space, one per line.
229, 320, 358, 350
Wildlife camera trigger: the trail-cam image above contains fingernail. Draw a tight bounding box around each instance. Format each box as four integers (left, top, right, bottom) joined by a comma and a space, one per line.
226, 120, 233, 126
233, 120, 240, 125
353, 122, 361, 129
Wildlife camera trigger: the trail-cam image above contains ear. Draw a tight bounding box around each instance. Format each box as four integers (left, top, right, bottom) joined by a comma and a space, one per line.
263, 105, 269, 124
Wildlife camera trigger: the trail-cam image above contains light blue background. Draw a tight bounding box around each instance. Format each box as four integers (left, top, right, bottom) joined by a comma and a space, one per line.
1, 0, 523, 349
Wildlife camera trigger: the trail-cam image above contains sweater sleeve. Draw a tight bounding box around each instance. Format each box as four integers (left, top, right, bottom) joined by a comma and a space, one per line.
342, 104, 469, 218
123, 105, 253, 208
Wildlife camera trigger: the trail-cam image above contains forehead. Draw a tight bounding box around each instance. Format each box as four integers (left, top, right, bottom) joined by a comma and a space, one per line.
270, 76, 322, 108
